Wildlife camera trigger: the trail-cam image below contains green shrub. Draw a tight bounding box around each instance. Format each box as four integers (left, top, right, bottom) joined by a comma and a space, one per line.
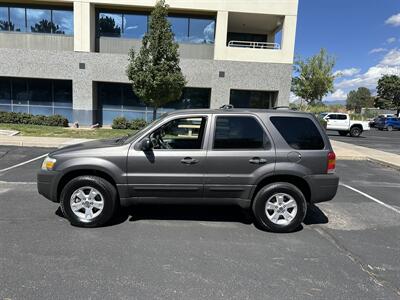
0, 111, 68, 127
112, 117, 147, 130
129, 119, 147, 130
112, 117, 129, 129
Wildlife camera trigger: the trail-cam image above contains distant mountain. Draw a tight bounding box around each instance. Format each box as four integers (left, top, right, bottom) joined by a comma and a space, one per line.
323, 100, 346, 106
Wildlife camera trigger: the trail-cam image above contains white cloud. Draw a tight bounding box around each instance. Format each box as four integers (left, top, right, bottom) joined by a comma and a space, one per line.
334, 68, 361, 77
369, 48, 388, 54
289, 92, 300, 103
387, 37, 397, 44
336, 49, 400, 89
328, 89, 347, 101
386, 13, 400, 27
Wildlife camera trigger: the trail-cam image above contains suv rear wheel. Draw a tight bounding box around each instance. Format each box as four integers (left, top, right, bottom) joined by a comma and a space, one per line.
252, 182, 307, 233
60, 176, 118, 227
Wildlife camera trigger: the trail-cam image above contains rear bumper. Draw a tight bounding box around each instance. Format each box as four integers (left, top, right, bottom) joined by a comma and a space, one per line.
305, 174, 339, 204
37, 170, 60, 203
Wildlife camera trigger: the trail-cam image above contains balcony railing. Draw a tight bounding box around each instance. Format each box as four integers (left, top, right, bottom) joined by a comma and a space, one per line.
228, 40, 281, 50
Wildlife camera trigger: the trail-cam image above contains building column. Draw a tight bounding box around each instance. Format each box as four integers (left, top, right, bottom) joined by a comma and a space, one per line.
213, 11, 228, 61
74, 1, 95, 52
280, 15, 297, 64
72, 79, 97, 126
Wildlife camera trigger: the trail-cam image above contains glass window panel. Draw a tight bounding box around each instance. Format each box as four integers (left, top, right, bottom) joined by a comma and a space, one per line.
189, 18, 215, 44
168, 17, 188, 42
0, 78, 11, 104
52, 10, 73, 35
54, 80, 72, 107
0, 7, 10, 31
29, 79, 52, 106
13, 105, 28, 113
123, 14, 147, 39
0, 105, 12, 112
98, 82, 122, 109
166, 88, 211, 109
230, 89, 276, 109
122, 84, 145, 110
54, 108, 72, 121
12, 79, 28, 105
213, 116, 269, 150
9, 7, 26, 32
270, 117, 325, 150
98, 13, 122, 37
123, 111, 146, 120
27, 8, 51, 33
30, 106, 52, 116
103, 110, 123, 125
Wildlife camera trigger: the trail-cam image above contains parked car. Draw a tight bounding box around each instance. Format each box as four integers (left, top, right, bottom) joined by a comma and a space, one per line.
321, 113, 370, 137
38, 108, 339, 233
369, 114, 397, 128
376, 117, 400, 131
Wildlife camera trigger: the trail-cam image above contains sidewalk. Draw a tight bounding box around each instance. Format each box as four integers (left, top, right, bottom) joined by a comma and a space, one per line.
331, 140, 400, 170
1, 135, 399, 170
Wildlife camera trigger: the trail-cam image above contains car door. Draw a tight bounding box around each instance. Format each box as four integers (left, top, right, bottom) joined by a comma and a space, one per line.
203, 114, 275, 201
325, 114, 338, 130
127, 114, 210, 200
336, 114, 349, 130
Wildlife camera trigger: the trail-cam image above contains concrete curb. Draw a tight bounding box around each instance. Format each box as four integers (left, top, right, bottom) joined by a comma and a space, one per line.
0, 137, 91, 148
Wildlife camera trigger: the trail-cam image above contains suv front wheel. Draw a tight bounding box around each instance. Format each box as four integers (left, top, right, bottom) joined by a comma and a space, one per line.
60, 176, 118, 227
252, 182, 307, 233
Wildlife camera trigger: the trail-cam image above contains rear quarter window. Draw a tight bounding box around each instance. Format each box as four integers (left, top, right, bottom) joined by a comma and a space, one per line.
270, 116, 325, 150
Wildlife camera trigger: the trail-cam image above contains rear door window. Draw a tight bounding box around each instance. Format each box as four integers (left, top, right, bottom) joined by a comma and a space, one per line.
270, 116, 325, 150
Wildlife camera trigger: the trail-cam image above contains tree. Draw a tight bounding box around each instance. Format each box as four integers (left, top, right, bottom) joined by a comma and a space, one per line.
31, 19, 64, 34
98, 16, 121, 37
126, 0, 186, 120
292, 48, 336, 106
346, 87, 374, 113
377, 75, 400, 115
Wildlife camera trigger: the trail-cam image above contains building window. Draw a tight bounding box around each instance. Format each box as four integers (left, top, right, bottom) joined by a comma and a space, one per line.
97, 82, 211, 124
0, 77, 73, 121
97, 10, 215, 44
230, 89, 277, 109
0, 5, 73, 35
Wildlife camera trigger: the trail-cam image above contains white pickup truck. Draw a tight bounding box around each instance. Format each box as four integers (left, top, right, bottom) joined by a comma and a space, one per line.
321, 113, 370, 137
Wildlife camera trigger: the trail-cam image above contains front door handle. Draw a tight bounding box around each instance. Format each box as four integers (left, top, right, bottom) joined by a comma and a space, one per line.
249, 157, 267, 165
181, 157, 199, 165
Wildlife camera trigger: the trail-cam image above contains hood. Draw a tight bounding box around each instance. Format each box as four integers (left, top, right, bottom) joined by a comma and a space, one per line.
50, 137, 124, 156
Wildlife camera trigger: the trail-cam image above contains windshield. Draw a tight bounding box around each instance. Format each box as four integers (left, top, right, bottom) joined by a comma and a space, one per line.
122, 114, 168, 144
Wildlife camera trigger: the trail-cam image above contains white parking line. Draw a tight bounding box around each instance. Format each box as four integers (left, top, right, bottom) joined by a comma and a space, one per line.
0, 153, 48, 173
340, 183, 400, 214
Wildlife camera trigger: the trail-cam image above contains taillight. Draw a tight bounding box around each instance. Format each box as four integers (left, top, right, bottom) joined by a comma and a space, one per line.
327, 151, 336, 174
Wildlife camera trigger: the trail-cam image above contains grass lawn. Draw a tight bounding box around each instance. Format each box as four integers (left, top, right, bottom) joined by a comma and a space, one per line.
0, 123, 135, 139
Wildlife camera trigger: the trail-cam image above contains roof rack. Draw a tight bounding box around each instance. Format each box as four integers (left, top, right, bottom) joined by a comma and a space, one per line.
273, 106, 291, 110
220, 104, 234, 110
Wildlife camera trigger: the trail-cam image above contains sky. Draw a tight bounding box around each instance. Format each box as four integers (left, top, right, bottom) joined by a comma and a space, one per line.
294, 0, 400, 102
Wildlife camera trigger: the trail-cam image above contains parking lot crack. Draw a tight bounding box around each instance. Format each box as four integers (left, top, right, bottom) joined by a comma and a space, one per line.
0, 150, 9, 160
313, 226, 400, 296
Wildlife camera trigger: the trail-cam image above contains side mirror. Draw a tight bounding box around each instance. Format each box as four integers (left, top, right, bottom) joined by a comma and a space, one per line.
140, 137, 153, 151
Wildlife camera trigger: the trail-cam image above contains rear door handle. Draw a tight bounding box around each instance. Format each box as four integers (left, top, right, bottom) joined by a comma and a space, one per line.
181, 157, 199, 165
249, 157, 267, 165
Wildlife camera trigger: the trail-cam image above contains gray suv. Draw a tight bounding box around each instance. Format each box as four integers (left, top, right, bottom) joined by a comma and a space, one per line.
37, 108, 339, 233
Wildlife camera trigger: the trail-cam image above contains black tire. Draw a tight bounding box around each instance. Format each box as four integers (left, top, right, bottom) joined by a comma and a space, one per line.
60, 176, 118, 228
338, 131, 348, 136
378, 128, 383, 131
350, 126, 362, 137
252, 182, 307, 233
387, 126, 393, 132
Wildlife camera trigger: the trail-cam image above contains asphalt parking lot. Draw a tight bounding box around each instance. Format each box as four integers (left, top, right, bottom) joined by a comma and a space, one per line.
329, 128, 400, 155
1, 145, 400, 299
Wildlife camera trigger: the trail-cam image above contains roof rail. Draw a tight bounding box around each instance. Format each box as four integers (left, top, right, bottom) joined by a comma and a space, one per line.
273, 106, 292, 110
220, 104, 234, 110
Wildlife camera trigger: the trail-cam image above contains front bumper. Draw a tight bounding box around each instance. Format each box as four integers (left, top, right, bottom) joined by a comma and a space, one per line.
305, 174, 339, 204
37, 170, 60, 202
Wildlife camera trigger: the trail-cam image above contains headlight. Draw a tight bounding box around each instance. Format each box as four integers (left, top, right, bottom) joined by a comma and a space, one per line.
41, 157, 56, 171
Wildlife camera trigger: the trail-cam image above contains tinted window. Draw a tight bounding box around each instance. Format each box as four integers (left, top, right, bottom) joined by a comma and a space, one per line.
123, 14, 147, 38
27, 8, 51, 33
151, 117, 206, 150
230, 89, 277, 109
214, 116, 269, 150
54, 80, 72, 107
168, 17, 188, 42
52, 10, 73, 35
327, 114, 337, 120
188, 18, 215, 44
12, 79, 28, 105
0, 7, 9, 31
270, 117, 325, 150
29, 79, 52, 106
98, 13, 122, 37
337, 115, 347, 120
0, 77, 11, 104
9, 7, 25, 32
165, 88, 211, 109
